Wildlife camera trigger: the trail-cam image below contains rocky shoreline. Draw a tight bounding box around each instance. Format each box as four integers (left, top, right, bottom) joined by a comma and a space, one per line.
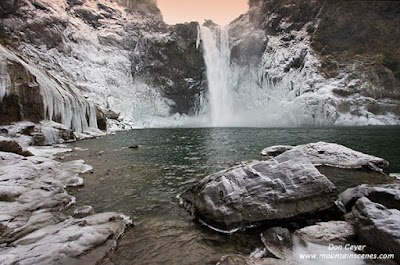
181, 142, 400, 264
1, 122, 399, 264
0, 122, 132, 265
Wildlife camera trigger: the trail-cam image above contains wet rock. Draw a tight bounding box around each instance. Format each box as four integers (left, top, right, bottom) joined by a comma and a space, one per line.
129, 144, 139, 149
73, 205, 94, 218
337, 184, 400, 213
261, 142, 389, 170
295, 221, 356, 243
95, 107, 107, 131
260, 145, 292, 157
0, 137, 33, 156
261, 227, 293, 259
182, 149, 338, 232
352, 197, 400, 263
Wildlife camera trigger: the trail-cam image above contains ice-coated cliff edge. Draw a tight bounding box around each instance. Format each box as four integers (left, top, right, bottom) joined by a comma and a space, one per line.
1, 0, 399, 129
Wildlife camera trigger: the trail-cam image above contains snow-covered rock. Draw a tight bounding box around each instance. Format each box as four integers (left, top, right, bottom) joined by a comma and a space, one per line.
0, 149, 131, 264
181, 149, 338, 232
261, 142, 389, 170
0, 212, 131, 265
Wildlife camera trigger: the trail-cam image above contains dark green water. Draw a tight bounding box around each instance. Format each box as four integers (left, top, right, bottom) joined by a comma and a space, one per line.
64, 127, 400, 265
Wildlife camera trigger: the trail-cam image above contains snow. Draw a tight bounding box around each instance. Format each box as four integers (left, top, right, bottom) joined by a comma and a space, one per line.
0, 145, 131, 265
261, 141, 389, 170
0, 44, 101, 134
2, 0, 399, 130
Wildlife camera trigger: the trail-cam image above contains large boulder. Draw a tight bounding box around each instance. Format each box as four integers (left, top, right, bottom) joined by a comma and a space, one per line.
352, 197, 400, 263
181, 149, 338, 232
261, 142, 389, 170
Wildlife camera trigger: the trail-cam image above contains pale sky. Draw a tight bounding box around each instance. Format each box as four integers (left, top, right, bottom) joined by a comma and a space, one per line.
157, 0, 249, 26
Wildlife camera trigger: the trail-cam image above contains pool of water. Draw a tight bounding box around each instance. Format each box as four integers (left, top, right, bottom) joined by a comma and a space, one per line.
63, 127, 400, 264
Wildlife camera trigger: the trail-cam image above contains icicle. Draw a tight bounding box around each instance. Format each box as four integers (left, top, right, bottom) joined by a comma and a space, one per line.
0, 44, 100, 134
0, 59, 10, 101
88, 102, 98, 129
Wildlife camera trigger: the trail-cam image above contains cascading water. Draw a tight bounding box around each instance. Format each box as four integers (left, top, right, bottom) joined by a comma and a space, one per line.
197, 24, 336, 127
200, 25, 234, 127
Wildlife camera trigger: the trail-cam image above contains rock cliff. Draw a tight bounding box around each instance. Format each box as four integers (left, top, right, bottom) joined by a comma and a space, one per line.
1, 0, 399, 129
0, 0, 205, 129
230, 0, 400, 125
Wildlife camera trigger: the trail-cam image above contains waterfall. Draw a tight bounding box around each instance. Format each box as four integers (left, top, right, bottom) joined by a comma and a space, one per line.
198, 24, 336, 128
200, 25, 234, 127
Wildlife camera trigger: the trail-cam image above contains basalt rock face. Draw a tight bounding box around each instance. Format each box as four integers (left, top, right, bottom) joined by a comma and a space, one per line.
182, 150, 338, 232
230, 0, 400, 125
0, 57, 44, 125
131, 21, 205, 115
313, 1, 400, 100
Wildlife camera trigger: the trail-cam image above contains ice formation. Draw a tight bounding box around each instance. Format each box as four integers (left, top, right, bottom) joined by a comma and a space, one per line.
0, 44, 101, 134
1, 0, 398, 129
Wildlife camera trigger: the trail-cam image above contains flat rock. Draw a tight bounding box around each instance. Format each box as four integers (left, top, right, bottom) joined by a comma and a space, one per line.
352, 197, 400, 263
0, 150, 131, 265
182, 149, 338, 232
0, 212, 131, 265
295, 221, 356, 243
261, 142, 389, 170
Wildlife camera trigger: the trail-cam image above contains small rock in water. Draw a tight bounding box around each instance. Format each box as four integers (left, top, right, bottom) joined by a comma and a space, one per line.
261, 141, 389, 170
129, 145, 139, 149
73, 205, 94, 217
261, 227, 293, 259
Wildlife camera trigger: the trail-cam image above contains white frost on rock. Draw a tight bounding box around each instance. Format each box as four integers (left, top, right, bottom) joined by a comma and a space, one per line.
183, 149, 337, 232
0, 212, 131, 265
0, 148, 131, 265
261, 141, 388, 170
